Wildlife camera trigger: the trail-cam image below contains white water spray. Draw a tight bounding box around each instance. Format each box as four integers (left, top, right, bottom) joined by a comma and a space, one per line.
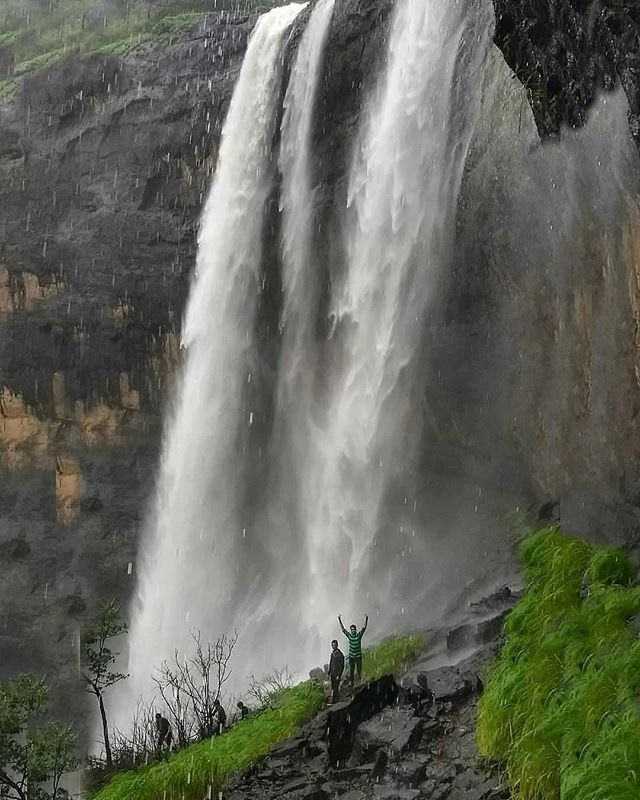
126, 0, 495, 711
299, 0, 492, 636
125, 2, 306, 708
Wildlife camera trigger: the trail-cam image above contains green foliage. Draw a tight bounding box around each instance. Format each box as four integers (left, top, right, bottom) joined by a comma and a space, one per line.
362, 634, 425, 681
90, 681, 325, 800
0, 0, 290, 90
0, 675, 78, 800
586, 547, 634, 588
477, 526, 640, 800
83, 600, 128, 694
83, 600, 128, 769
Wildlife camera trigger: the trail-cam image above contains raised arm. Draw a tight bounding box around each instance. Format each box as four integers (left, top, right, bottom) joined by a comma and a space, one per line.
361, 614, 369, 634
338, 614, 348, 635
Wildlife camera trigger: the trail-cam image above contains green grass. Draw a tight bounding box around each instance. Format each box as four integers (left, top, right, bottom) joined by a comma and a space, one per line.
0, 0, 289, 93
91, 634, 424, 800
477, 526, 640, 800
362, 633, 425, 681
91, 681, 324, 800
0, 79, 18, 102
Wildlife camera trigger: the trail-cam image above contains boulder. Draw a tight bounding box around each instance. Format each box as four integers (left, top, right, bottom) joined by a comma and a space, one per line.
355, 708, 423, 761
327, 675, 399, 766
390, 755, 430, 786
420, 666, 475, 704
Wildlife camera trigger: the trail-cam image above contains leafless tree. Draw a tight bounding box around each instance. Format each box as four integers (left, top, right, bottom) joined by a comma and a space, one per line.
180, 631, 238, 739
153, 630, 238, 743
153, 657, 195, 749
110, 699, 157, 768
247, 667, 294, 710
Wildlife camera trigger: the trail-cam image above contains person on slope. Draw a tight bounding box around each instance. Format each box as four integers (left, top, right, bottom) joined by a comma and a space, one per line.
236, 700, 250, 721
328, 639, 345, 704
155, 712, 173, 753
212, 699, 227, 734
338, 613, 368, 687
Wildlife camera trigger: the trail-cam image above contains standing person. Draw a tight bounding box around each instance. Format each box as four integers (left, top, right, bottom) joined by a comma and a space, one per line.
212, 699, 227, 735
155, 713, 173, 753
328, 639, 345, 704
236, 700, 250, 720
338, 614, 368, 687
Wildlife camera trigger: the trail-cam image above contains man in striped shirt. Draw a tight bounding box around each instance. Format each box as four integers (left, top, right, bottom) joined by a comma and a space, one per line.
338, 613, 369, 687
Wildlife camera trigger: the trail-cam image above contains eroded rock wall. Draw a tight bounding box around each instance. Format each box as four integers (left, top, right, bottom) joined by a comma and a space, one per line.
0, 11, 251, 725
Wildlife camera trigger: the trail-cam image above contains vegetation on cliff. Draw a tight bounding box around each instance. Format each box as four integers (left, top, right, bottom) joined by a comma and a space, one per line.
91, 680, 325, 800
0, 0, 287, 97
90, 633, 424, 800
0, 675, 78, 800
477, 526, 640, 800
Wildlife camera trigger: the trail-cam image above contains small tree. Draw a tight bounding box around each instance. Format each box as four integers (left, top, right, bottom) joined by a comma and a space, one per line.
247, 667, 294, 710
0, 675, 77, 800
109, 699, 157, 769
153, 657, 194, 750
82, 601, 128, 769
153, 630, 238, 744
180, 631, 238, 739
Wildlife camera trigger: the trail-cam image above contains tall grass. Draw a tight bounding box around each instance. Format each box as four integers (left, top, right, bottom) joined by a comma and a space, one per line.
477, 526, 640, 800
362, 634, 425, 681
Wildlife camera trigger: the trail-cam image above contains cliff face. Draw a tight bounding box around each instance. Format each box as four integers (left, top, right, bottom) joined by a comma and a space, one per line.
0, 11, 251, 723
0, 0, 639, 725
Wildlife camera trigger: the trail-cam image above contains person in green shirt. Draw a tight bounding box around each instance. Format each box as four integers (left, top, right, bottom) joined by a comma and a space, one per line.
338, 613, 368, 687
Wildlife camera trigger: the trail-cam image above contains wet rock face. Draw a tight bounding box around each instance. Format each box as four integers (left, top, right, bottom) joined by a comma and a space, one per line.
493, 0, 640, 149
0, 12, 251, 728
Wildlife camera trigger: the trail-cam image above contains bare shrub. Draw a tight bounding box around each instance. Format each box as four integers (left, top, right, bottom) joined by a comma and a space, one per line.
247, 667, 294, 710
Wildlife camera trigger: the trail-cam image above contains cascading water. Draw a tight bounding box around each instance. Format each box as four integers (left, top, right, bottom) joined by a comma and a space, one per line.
277, 0, 335, 413
298, 0, 493, 635
125, 1, 307, 707
124, 0, 499, 709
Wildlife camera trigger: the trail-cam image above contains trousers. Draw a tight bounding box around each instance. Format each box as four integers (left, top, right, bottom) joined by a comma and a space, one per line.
349, 656, 362, 685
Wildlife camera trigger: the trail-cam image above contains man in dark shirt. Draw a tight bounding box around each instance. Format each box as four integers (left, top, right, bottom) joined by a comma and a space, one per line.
155, 713, 173, 752
212, 699, 227, 734
328, 639, 345, 703
338, 614, 368, 687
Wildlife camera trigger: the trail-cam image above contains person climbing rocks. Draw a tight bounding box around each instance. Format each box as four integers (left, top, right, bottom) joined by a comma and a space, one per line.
212, 699, 227, 734
237, 700, 250, 720
155, 712, 173, 752
338, 613, 368, 687
328, 639, 345, 703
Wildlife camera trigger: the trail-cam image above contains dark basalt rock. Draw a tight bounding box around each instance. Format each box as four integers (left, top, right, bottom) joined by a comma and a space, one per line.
326, 675, 399, 766
493, 0, 640, 151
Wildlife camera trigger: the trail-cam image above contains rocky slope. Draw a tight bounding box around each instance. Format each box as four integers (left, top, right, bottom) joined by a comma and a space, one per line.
0, 0, 639, 731
226, 587, 517, 800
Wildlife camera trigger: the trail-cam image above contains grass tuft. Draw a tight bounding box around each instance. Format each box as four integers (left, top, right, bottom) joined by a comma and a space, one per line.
362, 634, 425, 681
477, 526, 640, 800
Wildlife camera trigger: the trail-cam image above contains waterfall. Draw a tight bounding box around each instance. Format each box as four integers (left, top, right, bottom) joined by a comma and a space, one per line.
125, 1, 306, 707
299, 0, 493, 634
278, 0, 334, 398
266, 0, 336, 666
126, 0, 497, 712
